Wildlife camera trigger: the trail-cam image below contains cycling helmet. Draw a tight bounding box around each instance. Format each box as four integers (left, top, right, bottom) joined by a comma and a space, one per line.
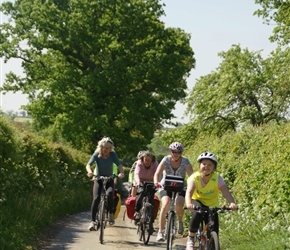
197, 152, 218, 166
169, 142, 183, 151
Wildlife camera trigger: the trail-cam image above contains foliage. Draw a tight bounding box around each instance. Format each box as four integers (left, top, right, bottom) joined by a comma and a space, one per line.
184, 44, 290, 136
180, 122, 290, 249
0, 116, 91, 249
160, 122, 198, 150
254, 0, 290, 45
148, 134, 169, 162
0, 0, 195, 156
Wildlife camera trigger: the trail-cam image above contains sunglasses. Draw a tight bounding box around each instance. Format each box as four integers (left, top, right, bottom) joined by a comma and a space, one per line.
171, 150, 182, 154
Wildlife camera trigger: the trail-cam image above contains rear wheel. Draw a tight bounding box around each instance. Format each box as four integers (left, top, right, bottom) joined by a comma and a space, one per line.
166, 211, 175, 250
99, 199, 105, 244
208, 231, 219, 250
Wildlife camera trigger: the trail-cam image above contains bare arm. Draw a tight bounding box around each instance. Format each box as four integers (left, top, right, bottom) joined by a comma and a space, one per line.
86, 164, 93, 178
186, 163, 194, 177
220, 184, 238, 210
117, 165, 125, 179
185, 179, 195, 210
134, 164, 141, 186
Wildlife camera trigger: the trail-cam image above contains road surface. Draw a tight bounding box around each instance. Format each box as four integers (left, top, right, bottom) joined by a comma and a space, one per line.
39, 206, 187, 250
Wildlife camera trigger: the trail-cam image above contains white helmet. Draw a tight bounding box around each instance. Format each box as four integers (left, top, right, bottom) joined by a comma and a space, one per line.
169, 142, 183, 151
197, 152, 218, 166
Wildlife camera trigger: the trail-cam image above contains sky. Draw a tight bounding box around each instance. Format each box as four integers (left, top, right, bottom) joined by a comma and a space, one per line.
0, 0, 277, 123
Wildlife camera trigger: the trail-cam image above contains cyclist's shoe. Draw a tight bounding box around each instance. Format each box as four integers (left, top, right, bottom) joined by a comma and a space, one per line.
88, 221, 96, 231
156, 231, 165, 242
109, 213, 115, 225
178, 221, 184, 234
186, 236, 195, 250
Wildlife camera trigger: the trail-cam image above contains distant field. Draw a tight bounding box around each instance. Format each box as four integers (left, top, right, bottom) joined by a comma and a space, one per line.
14, 116, 32, 123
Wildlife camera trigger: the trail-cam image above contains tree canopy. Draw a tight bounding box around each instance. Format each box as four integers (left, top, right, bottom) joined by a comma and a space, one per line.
254, 0, 290, 45
0, 0, 195, 156
185, 44, 290, 136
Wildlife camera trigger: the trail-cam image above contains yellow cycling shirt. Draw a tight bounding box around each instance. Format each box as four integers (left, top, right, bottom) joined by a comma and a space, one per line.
188, 171, 220, 207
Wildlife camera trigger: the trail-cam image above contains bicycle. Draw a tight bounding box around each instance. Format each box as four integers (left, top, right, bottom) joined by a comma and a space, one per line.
94, 174, 116, 244
136, 182, 157, 245
188, 206, 235, 250
162, 175, 185, 250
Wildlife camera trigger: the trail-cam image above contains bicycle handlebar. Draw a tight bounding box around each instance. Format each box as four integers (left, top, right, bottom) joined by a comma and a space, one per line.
184, 206, 238, 212
93, 174, 117, 181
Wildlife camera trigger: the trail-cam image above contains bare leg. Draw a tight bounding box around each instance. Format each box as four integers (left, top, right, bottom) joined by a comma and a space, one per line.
159, 196, 171, 231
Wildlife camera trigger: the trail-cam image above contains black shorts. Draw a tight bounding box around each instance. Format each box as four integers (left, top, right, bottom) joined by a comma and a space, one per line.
159, 189, 186, 199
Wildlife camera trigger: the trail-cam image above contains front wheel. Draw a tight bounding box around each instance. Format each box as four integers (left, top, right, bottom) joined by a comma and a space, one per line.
99, 199, 106, 244
166, 211, 175, 250
208, 231, 219, 250
142, 203, 152, 245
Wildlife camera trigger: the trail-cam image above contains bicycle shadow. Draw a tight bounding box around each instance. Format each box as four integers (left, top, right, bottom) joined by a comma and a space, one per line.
105, 239, 186, 249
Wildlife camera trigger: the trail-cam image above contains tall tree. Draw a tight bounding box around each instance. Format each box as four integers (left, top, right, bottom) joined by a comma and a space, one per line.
254, 0, 290, 45
185, 44, 290, 136
0, 0, 195, 156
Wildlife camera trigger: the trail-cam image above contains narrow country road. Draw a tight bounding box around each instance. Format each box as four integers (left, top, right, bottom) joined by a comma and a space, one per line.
40, 205, 187, 250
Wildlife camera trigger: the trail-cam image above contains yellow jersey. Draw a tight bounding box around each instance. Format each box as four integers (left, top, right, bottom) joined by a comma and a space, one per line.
188, 171, 220, 207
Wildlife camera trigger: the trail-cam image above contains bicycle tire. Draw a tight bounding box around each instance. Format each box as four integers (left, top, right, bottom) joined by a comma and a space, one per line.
99, 199, 105, 244
166, 211, 175, 250
138, 222, 143, 241
208, 231, 219, 250
143, 203, 152, 245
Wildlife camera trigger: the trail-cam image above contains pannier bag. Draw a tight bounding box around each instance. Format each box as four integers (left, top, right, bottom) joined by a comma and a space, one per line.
164, 175, 184, 192
125, 195, 160, 220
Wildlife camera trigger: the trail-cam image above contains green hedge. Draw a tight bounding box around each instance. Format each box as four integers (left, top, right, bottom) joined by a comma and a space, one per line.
0, 116, 91, 249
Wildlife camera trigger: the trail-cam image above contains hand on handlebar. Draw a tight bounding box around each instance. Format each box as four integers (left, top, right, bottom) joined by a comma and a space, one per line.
155, 183, 161, 188
118, 173, 125, 179
187, 203, 196, 211
228, 203, 238, 211
87, 172, 94, 178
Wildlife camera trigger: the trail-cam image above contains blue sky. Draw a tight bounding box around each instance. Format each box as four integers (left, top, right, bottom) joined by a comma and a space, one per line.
1, 0, 277, 122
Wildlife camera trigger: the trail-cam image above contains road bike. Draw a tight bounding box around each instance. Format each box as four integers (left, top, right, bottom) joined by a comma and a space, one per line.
163, 175, 185, 250
94, 174, 116, 244
190, 206, 235, 250
136, 182, 157, 245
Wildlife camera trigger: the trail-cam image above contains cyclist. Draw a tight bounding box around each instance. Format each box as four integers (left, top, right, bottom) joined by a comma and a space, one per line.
154, 142, 193, 242
185, 152, 238, 250
133, 151, 158, 230
86, 137, 125, 231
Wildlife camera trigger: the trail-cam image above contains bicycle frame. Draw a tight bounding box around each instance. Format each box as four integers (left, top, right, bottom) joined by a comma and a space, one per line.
195, 207, 232, 250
